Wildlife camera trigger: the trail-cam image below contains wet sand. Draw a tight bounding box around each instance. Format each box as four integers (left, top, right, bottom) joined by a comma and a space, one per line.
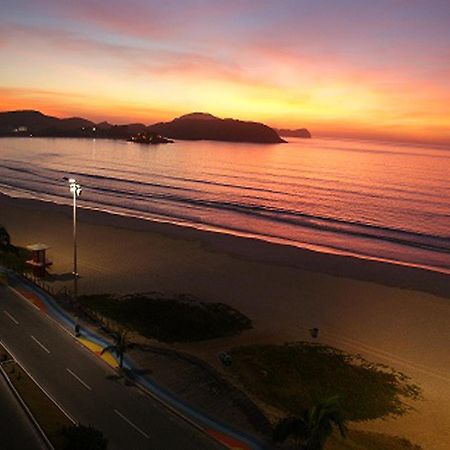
1, 193, 449, 449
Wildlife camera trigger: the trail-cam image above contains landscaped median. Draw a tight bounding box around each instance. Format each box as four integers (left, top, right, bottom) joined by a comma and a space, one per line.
0, 342, 74, 449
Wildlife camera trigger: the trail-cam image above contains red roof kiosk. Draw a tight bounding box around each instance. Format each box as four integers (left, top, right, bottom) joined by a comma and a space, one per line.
26, 243, 53, 277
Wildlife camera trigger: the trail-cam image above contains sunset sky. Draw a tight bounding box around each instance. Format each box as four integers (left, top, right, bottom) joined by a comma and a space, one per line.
1, 0, 450, 143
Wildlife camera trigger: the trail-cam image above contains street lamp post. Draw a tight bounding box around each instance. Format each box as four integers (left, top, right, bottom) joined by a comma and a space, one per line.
68, 178, 82, 299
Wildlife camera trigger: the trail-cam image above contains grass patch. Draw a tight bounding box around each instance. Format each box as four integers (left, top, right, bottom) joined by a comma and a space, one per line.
1, 347, 72, 449
230, 342, 420, 421
78, 293, 252, 342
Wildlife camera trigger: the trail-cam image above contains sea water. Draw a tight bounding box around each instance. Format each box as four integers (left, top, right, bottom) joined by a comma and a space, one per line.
0, 136, 449, 273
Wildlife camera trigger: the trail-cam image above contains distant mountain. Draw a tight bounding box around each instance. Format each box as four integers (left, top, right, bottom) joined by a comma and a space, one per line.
0, 110, 146, 139
93, 123, 148, 139
0, 110, 95, 136
177, 112, 218, 121
0, 110, 288, 144
277, 128, 312, 138
0, 110, 61, 133
95, 121, 113, 130
148, 112, 285, 143
58, 117, 95, 130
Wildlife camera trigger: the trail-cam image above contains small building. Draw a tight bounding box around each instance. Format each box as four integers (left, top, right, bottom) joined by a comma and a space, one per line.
26, 243, 53, 277
13, 126, 28, 133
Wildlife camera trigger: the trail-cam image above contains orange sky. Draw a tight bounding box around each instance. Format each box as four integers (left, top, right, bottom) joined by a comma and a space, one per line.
1, 1, 450, 144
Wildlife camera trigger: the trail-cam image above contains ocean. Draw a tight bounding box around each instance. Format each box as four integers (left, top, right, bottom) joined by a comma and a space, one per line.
0, 136, 449, 273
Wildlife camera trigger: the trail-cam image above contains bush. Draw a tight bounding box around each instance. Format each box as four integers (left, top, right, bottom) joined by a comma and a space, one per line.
61, 424, 108, 450
79, 293, 252, 342
0, 245, 30, 272
230, 342, 421, 421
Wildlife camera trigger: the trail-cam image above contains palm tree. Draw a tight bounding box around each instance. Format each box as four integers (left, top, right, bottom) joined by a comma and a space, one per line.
273, 396, 347, 450
101, 330, 129, 369
0, 226, 11, 250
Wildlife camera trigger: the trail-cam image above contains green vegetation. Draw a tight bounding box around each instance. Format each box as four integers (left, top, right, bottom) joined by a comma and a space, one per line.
61, 424, 108, 450
0, 225, 29, 272
274, 396, 347, 450
101, 330, 129, 369
0, 225, 11, 249
78, 293, 252, 342
0, 245, 30, 272
230, 342, 421, 422
1, 349, 73, 449
326, 430, 423, 450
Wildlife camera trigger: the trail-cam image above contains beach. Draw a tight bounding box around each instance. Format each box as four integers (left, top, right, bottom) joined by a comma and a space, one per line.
1, 192, 449, 449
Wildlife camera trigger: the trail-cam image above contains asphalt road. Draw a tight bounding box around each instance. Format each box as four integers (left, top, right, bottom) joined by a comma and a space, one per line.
0, 367, 46, 449
0, 285, 222, 450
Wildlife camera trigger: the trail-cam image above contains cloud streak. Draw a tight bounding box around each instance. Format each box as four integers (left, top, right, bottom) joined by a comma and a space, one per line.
1, 0, 450, 143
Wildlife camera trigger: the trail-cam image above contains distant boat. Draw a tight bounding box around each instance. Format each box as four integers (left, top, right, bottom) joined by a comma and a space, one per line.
128, 131, 174, 144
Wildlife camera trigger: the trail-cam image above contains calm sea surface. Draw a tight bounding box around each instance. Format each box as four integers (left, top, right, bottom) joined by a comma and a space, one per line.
0, 137, 449, 273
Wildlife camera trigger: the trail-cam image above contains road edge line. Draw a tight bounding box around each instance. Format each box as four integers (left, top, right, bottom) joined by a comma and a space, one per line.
0, 363, 54, 450
130, 372, 206, 432
0, 338, 76, 425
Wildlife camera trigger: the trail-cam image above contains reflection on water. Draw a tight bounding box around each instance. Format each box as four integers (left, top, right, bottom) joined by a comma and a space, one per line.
0, 136, 449, 272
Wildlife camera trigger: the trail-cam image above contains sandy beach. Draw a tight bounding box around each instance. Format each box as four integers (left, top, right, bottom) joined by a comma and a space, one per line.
1, 193, 449, 449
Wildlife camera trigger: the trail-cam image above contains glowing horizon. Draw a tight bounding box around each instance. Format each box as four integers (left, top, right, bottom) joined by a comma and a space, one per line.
1, 0, 450, 144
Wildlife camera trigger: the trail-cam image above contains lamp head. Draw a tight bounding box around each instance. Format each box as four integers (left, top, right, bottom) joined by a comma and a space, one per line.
68, 178, 82, 196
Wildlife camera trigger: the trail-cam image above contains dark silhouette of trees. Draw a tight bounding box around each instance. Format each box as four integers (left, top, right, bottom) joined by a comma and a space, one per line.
0, 225, 11, 250
101, 330, 130, 369
273, 396, 347, 449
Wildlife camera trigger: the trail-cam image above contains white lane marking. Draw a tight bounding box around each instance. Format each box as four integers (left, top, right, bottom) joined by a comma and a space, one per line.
0, 338, 76, 424
114, 409, 150, 439
30, 335, 51, 354
3, 310, 19, 325
66, 368, 92, 391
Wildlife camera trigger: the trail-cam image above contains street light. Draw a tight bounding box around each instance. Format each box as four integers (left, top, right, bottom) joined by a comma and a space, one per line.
68, 178, 82, 299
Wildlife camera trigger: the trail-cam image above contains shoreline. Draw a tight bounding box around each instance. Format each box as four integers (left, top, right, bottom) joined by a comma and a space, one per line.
0, 192, 448, 299
1, 191, 450, 449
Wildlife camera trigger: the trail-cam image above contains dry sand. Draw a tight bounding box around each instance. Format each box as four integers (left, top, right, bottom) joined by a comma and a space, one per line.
1, 193, 449, 449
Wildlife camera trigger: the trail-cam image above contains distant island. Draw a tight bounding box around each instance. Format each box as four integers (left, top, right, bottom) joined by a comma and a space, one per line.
276, 128, 312, 138
128, 131, 174, 145
0, 110, 292, 144
148, 112, 286, 143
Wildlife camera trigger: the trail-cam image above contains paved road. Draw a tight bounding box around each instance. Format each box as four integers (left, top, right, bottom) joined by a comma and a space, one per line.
0, 285, 222, 450
0, 367, 46, 449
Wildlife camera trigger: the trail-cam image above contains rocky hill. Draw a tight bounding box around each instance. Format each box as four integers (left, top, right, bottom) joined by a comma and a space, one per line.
277, 128, 312, 138
148, 113, 286, 143
0, 110, 288, 143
